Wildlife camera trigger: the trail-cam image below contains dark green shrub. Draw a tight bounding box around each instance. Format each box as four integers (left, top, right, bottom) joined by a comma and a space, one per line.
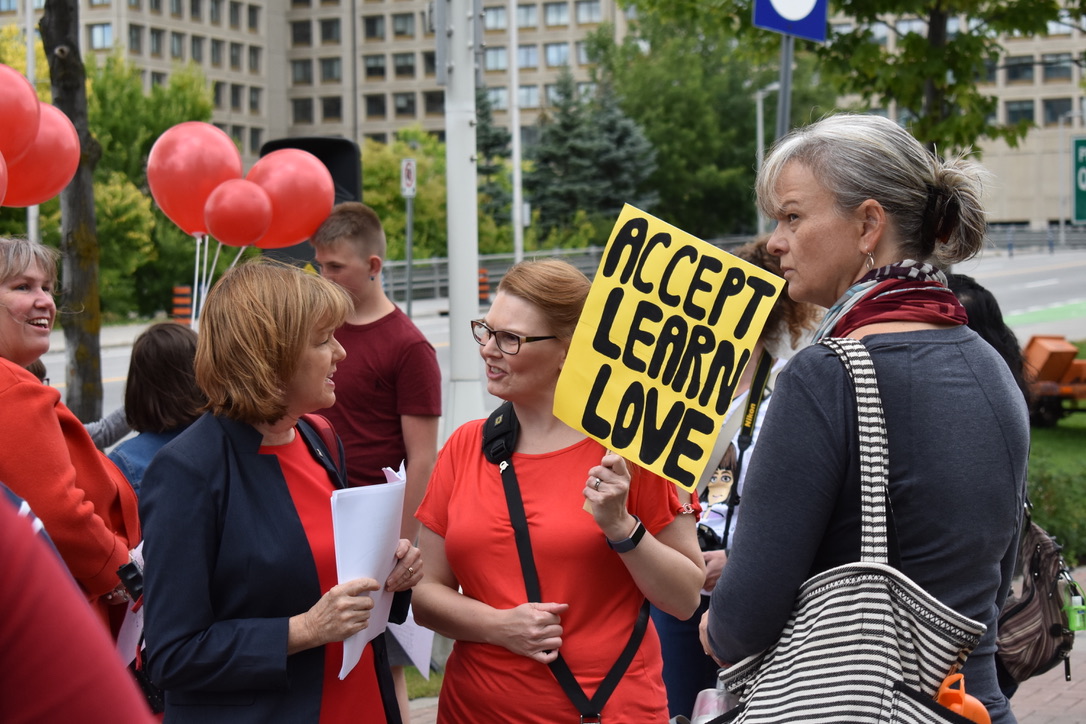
1028, 453, 1086, 565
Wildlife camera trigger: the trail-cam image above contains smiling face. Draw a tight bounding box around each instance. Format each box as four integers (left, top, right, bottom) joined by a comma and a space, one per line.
281, 321, 346, 418
765, 162, 872, 309
479, 292, 565, 406
0, 260, 56, 367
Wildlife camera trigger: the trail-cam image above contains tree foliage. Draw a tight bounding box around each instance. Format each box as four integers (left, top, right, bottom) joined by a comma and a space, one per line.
621, 0, 1085, 153
524, 67, 656, 244
588, 18, 833, 238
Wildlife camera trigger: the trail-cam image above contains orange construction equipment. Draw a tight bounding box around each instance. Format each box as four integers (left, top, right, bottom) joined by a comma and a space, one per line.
1024, 335, 1086, 426
172, 285, 193, 326
478, 268, 491, 305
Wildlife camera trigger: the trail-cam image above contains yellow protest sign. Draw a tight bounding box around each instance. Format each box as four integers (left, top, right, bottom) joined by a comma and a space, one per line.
554, 205, 784, 491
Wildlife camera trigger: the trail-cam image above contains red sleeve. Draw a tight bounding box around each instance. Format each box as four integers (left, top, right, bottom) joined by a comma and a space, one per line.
0, 360, 136, 597
415, 421, 479, 536
0, 502, 155, 724
395, 338, 442, 417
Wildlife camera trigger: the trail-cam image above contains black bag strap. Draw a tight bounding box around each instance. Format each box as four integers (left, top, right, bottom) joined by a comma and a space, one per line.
484, 402, 650, 722
719, 351, 774, 545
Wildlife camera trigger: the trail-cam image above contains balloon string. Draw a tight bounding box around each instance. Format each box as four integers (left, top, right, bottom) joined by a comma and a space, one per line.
190, 233, 203, 331
199, 234, 212, 330
228, 245, 248, 270
208, 241, 223, 287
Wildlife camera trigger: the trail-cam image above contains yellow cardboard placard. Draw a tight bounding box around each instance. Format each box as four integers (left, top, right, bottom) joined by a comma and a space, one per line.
554, 205, 784, 491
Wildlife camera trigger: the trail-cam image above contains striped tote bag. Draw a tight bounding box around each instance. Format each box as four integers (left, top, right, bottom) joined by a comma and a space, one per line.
716, 337, 987, 723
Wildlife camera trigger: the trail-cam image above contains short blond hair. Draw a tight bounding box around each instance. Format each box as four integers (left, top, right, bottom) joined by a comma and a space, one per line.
0, 237, 59, 286
195, 259, 351, 425
496, 259, 591, 343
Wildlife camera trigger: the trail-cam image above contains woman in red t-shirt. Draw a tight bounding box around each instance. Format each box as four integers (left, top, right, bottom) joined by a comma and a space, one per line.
414, 259, 705, 723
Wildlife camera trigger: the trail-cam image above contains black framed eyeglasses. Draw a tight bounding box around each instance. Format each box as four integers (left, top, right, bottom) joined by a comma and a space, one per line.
470, 320, 557, 355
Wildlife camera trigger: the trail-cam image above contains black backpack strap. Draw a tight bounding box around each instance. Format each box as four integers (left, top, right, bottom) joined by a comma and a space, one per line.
720, 351, 774, 546
298, 413, 346, 487
485, 402, 649, 721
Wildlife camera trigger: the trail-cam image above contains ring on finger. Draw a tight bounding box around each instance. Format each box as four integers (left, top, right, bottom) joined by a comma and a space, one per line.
408, 566, 415, 575
593, 477, 602, 491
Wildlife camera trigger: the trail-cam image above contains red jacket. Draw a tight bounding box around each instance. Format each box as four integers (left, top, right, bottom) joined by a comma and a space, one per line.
0, 358, 140, 625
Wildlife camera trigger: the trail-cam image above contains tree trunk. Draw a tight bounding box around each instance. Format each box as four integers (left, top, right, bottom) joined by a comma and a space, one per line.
40, 0, 104, 422
924, 7, 949, 153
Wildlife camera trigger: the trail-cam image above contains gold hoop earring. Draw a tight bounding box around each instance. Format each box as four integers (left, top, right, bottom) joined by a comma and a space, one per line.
865, 252, 875, 270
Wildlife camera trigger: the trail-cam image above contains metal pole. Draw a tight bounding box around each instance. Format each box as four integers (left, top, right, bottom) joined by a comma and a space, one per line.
405, 196, 414, 317
1059, 110, 1081, 248
774, 35, 794, 142
444, 0, 487, 433
509, 0, 523, 262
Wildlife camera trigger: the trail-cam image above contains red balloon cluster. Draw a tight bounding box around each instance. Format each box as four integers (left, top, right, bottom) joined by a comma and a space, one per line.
0, 63, 81, 208
147, 122, 335, 248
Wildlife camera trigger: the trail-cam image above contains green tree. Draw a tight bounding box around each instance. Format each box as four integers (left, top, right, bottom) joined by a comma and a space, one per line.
361, 127, 449, 259
622, 0, 1084, 153
590, 81, 658, 221
588, 19, 832, 237
476, 86, 512, 224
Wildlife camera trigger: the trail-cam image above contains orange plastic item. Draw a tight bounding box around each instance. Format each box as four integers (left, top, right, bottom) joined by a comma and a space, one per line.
936, 673, 991, 724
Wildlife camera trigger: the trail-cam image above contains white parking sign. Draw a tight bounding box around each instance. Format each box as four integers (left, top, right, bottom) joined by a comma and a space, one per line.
401, 158, 416, 199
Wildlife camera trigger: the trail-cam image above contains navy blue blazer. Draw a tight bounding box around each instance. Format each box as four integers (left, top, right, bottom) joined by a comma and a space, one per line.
140, 413, 405, 724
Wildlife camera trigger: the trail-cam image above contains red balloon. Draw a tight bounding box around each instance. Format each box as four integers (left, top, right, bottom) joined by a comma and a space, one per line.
3, 103, 80, 207
204, 179, 273, 247
147, 122, 243, 235
0, 152, 7, 206
246, 149, 335, 249
0, 63, 40, 166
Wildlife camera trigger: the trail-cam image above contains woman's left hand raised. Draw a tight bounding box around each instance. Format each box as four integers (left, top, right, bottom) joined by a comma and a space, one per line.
385, 538, 423, 592
584, 451, 635, 541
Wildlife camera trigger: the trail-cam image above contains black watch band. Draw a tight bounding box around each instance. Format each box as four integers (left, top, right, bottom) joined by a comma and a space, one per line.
606, 515, 646, 553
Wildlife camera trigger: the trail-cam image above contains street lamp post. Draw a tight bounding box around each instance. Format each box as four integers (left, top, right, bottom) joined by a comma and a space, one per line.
1059, 109, 1083, 248
755, 82, 780, 236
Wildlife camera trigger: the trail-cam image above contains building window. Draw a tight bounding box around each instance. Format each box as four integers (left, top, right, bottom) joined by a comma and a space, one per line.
423, 51, 436, 75
518, 45, 537, 69
230, 125, 243, 145
1005, 55, 1034, 84
576, 40, 589, 65
1005, 99, 1034, 124
229, 42, 242, 69
169, 0, 181, 14
1047, 9, 1073, 35
577, 81, 596, 97
213, 81, 224, 107
322, 96, 342, 121
320, 57, 342, 82
249, 127, 263, 155
191, 35, 203, 62
544, 42, 568, 67
150, 28, 164, 56
365, 94, 387, 118
484, 6, 506, 30
976, 58, 996, 84
575, 0, 600, 23
485, 46, 507, 71
210, 38, 223, 65
518, 84, 539, 108
88, 0, 110, 6
1042, 53, 1073, 83
291, 21, 311, 46
544, 2, 568, 26
320, 18, 340, 43
128, 24, 143, 53
517, 3, 537, 28
228, 0, 241, 27
487, 86, 508, 111
209, 0, 220, 22
367, 132, 388, 144
1043, 98, 1072, 126
248, 46, 261, 72
292, 0, 309, 6
292, 98, 314, 124
170, 31, 184, 59
230, 83, 244, 111
148, 0, 160, 11
895, 17, 925, 35
364, 15, 384, 39
424, 90, 444, 114
394, 92, 416, 117
129, 0, 140, 10
247, 4, 259, 30
291, 59, 313, 84
249, 86, 261, 112
544, 83, 560, 105
151, 71, 168, 87
364, 54, 386, 78
394, 52, 415, 78
89, 23, 113, 50
392, 13, 414, 36
190, 0, 201, 19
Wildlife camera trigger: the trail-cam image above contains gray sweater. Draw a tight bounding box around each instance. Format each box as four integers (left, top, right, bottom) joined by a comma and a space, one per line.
707, 326, 1029, 723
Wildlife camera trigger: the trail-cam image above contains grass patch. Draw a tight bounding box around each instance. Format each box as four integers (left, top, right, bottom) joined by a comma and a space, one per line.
405, 665, 444, 700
